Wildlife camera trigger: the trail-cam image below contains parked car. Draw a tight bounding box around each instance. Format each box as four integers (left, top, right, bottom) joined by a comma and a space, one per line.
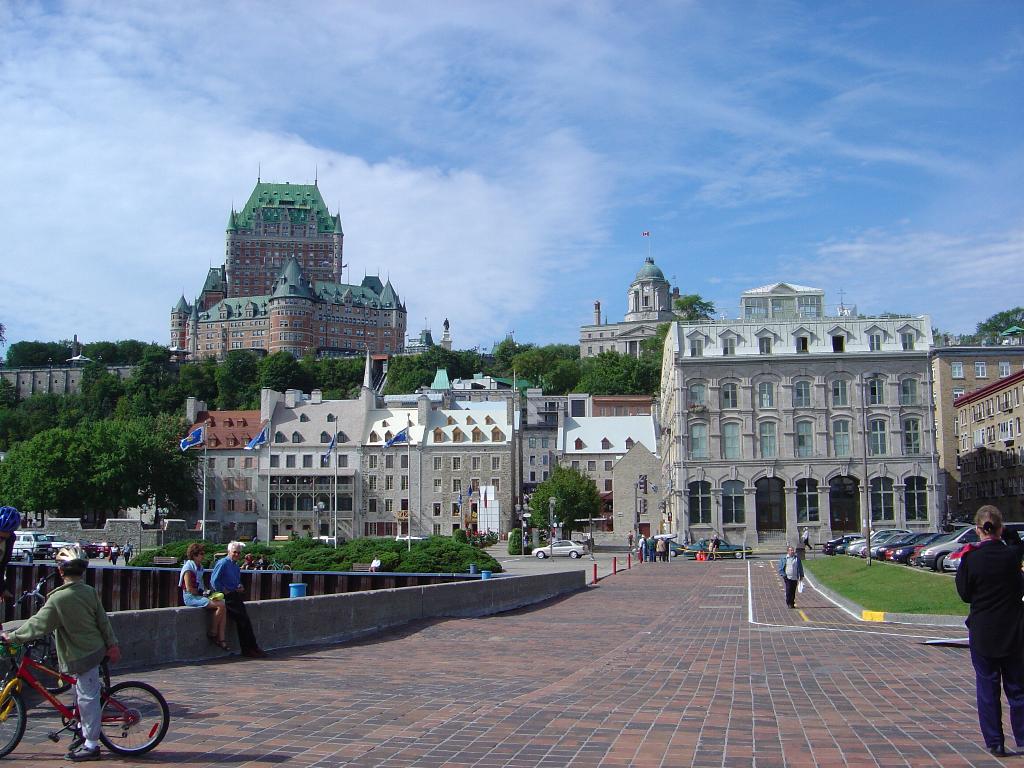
942, 542, 978, 572
534, 539, 586, 559
13, 532, 54, 561
886, 533, 945, 564
846, 529, 910, 558
871, 532, 928, 560
671, 539, 752, 559
822, 535, 862, 556
78, 541, 107, 558
917, 526, 977, 571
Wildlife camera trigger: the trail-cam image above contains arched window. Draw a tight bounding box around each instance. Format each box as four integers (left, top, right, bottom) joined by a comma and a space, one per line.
793, 380, 811, 408
688, 383, 706, 406
274, 431, 286, 444
722, 480, 745, 524
905, 476, 928, 521
796, 478, 819, 523
796, 421, 814, 458
903, 417, 921, 454
320, 431, 331, 443
900, 378, 918, 405
721, 382, 738, 409
291, 431, 302, 443
757, 381, 775, 408
722, 422, 741, 460
831, 379, 849, 406
870, 477, 895, 521
868, 378, 885, 405
759, 422, 777, 458
832, 420, 851, 457
299, 413, 310, 422
869, 419, 887, 455
689, 423, 708, 459
688, 481, 712, 524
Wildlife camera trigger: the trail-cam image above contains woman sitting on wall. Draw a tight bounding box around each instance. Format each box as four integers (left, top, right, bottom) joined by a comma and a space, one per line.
178, 543, 228, 651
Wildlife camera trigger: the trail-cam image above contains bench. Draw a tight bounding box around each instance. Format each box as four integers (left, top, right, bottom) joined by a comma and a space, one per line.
152, 557, 178, 567
273, 535, 290, 542
351, 563, 373, 572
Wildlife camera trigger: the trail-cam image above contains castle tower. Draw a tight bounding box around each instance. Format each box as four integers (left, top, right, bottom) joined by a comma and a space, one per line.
170, 295, 191, 350
268, 257, 316, 357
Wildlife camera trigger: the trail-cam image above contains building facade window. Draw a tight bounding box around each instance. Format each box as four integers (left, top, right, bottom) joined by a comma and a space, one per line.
1000, 361, 1012, 378
900, 378, 918, 405
868, 378, 884, 405
722, 337, 736, 356
832, 379, 849, 406
869, 333, 882, 351
758, 337, 772, 355
721, 383, 738, 409
690, 339, 703, 357
903, 417, 921, 454
722, 422, 741, 460
688, 481, 712, 525
976, 361, 988, 378
869, 419, 887, 455
900, 332, 915, 351
759, 422, 777, 458
796, 421, 814, 458
758, 382, 775, 408
796, 478, 819, 523
688, 383, 706, 406
722, 480, 745, 525
870, 477, 895, 521
832, 420, 851, 457
793, 380, 811, 408
905, 476, 928, 521
689, 423, 709, 459
951, 362, 964, 379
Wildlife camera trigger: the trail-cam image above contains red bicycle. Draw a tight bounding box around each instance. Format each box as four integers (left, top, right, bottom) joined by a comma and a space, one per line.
0, 641, 169, 758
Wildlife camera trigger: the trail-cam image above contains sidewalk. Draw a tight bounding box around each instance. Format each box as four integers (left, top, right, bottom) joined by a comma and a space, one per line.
5, 557, 988, 767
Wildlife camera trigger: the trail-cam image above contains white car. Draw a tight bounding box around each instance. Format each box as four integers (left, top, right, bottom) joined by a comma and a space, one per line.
534, 539, 585, 559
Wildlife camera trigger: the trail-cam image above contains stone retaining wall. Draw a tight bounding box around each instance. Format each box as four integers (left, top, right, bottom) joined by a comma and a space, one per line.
108, 571, 586, 669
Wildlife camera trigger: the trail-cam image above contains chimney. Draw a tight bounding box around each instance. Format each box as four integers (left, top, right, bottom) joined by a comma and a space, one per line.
593, 300, 601, 325
185, 397, 205, 425
418, 394, 431, 429
284, 389, 299, 408
311, 389, 323, 404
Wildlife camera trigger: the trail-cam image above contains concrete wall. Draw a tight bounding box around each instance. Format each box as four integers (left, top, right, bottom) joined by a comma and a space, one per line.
38, 518, 200, 549
107, 571, 585, 669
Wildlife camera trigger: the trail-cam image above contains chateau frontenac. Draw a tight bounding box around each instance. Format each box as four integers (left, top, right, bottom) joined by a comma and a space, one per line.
171, 180, 406, 359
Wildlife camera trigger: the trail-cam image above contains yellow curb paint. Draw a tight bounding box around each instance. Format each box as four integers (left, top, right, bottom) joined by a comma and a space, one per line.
862, 610, 886, 622
798, 610, 809, 622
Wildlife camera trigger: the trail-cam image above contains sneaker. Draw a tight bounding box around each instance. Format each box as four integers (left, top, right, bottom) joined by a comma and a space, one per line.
64, 744, 101, 762
67, 730, 84, 752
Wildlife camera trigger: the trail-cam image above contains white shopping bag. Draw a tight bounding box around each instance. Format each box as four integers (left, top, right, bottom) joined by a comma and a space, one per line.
797, 580, 805, 594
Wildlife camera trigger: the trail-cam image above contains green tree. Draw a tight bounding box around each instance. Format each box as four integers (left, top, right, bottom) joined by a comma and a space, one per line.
4, 341, 72, 368
975, 307, 1024, 344
0, 379, 16, 410
674, 294, 716, 322
529, 465, 601, 538
118, 346, 178, 417
490, 338, 528, 376
79, 361, 124, 420
176, 358, 218, 405
545, 359, 581, 395
575, 351, 659, 396
259, 351, 307, 393
216, 350, 260, 409
310, 356, 365, 398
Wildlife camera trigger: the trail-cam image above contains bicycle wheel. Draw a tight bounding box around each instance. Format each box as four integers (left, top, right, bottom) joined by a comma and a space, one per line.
98, 681, 169, 756
0, 690, 27, 759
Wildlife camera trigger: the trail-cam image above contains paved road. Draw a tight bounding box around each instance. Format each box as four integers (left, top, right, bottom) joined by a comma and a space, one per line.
6, 557, 989, 767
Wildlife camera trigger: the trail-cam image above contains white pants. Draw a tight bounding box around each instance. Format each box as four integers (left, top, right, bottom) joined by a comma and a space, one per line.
75, 665, 102, 745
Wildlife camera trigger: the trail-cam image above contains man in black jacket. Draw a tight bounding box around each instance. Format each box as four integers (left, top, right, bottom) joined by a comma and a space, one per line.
956, 505, 1024, 757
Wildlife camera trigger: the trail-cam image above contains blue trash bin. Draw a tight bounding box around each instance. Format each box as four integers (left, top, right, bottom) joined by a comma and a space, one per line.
289, 582, 307, 598
480, 570, 492, 580
469, 564, 478, 575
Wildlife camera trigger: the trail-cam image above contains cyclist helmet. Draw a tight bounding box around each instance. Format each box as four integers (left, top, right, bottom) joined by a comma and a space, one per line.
0, 507, 20, 533
55, 545, 88, 574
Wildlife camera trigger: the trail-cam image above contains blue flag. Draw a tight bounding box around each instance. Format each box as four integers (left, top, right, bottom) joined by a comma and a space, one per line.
179, 426, 205, 452
322, 432, 337, 460
244, 425, 269, 451
384, 427, 410, 448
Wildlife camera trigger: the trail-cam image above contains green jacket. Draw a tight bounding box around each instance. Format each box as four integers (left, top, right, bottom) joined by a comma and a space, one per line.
9, 579, 117, 674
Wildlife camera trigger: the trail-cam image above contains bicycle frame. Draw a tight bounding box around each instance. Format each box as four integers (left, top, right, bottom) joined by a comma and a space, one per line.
3, 651, 80, 721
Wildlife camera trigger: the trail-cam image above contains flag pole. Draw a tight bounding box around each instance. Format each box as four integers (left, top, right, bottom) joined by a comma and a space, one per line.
201, 441, 208, 540
408, 436, 412, 552
266, 421, 272, 543
333, 431, 339, 549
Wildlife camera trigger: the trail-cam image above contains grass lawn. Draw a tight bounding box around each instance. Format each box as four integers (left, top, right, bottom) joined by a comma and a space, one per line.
806, 556, 968, 616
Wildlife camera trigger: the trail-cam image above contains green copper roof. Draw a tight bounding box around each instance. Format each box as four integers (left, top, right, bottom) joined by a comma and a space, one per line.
202, 267, 226, 294
634, 257, 666, 283
173, 295, 191, 313
199, 296, 269, 321
270, 257, 316, 301
229, 181, 342, 234
314, 279, 400, 308
430, 369, 451, 390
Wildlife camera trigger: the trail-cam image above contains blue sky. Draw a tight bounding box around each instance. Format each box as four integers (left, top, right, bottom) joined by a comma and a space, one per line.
1, 1, 1022, 352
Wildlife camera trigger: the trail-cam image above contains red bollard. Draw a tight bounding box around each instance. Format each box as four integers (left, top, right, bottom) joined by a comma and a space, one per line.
613, 556, 617, 575
628, 553, 632, 569
592, 563, 598, 584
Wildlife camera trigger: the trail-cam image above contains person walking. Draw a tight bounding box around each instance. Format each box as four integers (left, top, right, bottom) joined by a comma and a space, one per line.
777, 545, 804, 608
627, 532, 634, 551
123, 541, 133, 563
211, 542, 267, 658
638, 535, 647, 563
655, 536, 667, 563
956, 505, 1024, 757
0, 507, 21, 610
109, 543, 119, 566
801, 527, 812, 552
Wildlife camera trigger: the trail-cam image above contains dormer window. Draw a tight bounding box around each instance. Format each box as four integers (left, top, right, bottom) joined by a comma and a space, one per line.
601, 438, 612, 450
491, 428, 504, 442
274, 431, 286, 443
369, 430, 380, 442
433, 428, 445, 442
452, 428, 464, 443
574, 438, 584, 450
625, 438, 635, 449
291, 432, 302, 443
831, 335, 845, 353
326, 413, 335, 422
299, 413, 310, 422
320, 431, 331, 443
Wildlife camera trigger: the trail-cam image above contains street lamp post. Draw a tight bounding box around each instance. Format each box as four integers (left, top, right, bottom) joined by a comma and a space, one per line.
548, 496, 557, 548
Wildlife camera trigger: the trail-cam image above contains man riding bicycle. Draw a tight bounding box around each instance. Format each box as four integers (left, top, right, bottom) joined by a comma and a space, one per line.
2, 545, 121, 762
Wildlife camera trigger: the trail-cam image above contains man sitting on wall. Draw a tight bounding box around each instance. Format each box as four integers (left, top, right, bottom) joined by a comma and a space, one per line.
211, 542, 267, 659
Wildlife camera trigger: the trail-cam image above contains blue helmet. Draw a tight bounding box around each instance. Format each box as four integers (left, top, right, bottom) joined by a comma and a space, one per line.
0, 507, 20, 533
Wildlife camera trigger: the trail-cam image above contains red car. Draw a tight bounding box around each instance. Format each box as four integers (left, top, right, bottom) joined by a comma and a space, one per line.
79, 541, 110, 558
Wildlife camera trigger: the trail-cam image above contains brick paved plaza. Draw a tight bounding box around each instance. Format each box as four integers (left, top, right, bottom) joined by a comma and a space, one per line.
7, 559, 1002, 767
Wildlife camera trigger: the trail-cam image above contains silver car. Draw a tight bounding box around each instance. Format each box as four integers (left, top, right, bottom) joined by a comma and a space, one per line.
534, 539, 586, 559
846, 529, 910, 557
918, 526, 978, 571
